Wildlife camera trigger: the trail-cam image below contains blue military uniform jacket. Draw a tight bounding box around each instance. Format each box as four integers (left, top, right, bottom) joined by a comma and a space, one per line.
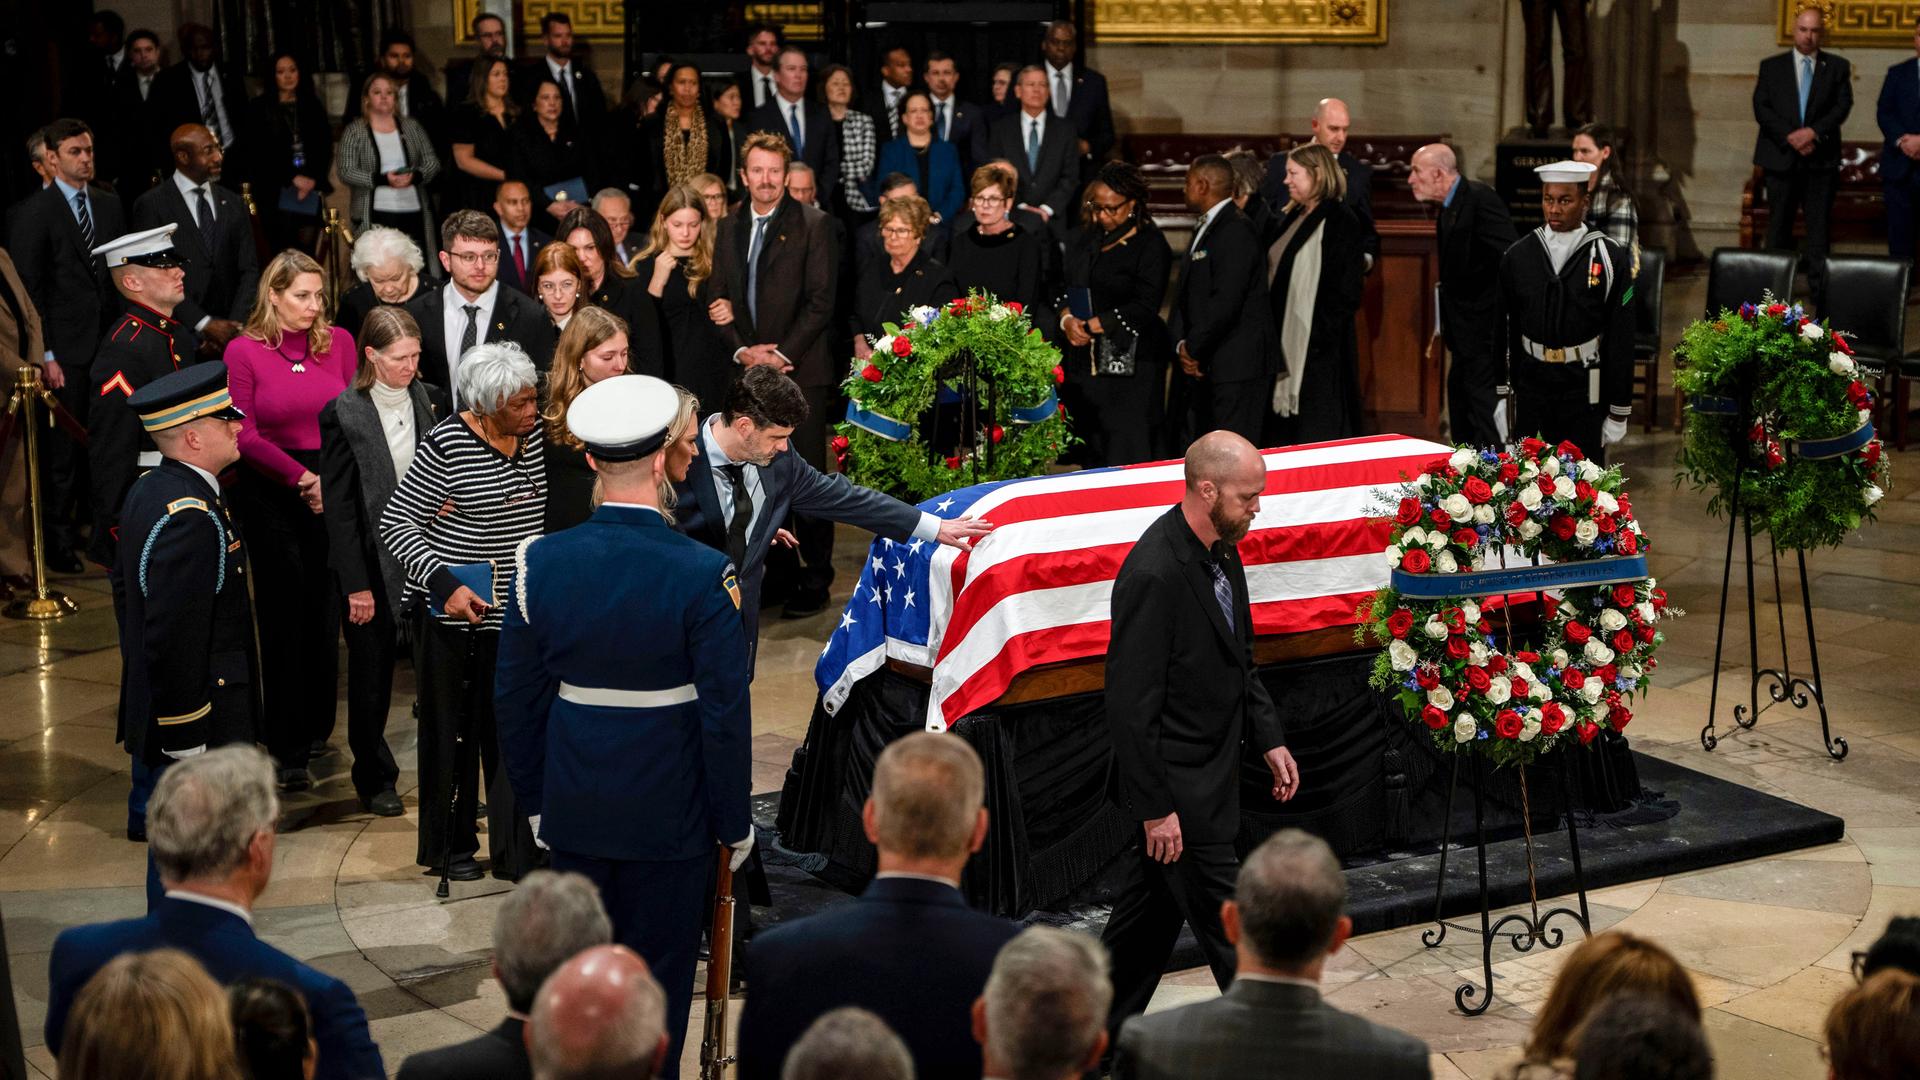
86, 298, 198, 567
108, 458, 259, 763
495, 503, 752, 862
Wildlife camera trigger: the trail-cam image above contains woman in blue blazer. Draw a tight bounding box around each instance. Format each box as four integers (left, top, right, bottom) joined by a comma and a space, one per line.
874, 91, 963, 223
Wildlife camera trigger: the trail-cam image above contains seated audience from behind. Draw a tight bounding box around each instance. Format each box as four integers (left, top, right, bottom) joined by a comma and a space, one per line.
44, 746, 384, 1080
398, 869, 613, 1080
1114, 829, 1430, 1080
735, 732, 1020, 1080
59, 948, 244, 1080
1569, 993, 1711, 1080
975, 927, 1112, 1080
1501, 931, 1701, 1080
780, 1007, 915, 1080
229, 977, 318, 1080
1823, 967, 1919, 1080
524, 944, 668, 1080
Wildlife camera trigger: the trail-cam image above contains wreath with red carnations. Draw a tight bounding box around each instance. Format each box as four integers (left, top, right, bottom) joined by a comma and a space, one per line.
1357, 439, 1680, 768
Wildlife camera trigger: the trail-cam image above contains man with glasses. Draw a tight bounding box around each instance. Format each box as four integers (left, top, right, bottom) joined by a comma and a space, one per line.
592, 188, 638, 265
404, 210, 549, 398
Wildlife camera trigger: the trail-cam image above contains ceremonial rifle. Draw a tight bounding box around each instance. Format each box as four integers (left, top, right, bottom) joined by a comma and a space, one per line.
699, 845, 737, 1080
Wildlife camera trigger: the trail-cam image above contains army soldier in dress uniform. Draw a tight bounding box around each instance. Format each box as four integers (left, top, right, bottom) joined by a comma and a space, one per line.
87, 224, 200, 568
112, 363, 259, 894
1498, 160, 1636, 461
495, 374, 752, 1079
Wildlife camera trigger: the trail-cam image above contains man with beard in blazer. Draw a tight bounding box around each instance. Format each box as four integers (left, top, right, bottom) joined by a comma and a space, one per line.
982, 66, 1078, 239
1753, 4, 1851, 310
1410, 143, 1518, 449
1101, 429, 1297, 1039
131, 125, 257, 360
1169, 155, 1274, 446
149, 25, 246, 187
404, 211, 549, 399
747, 46, 843, 210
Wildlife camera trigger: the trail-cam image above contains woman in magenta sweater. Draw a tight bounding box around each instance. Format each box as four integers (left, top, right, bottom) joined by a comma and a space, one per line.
226, 250, 356, 791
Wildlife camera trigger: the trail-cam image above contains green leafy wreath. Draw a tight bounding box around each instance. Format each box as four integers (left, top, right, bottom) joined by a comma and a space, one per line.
1675, 297, 1889, 551
833, 289, 1075, 502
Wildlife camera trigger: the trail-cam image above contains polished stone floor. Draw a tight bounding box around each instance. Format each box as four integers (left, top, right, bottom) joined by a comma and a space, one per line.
7, 273, 1920, 1078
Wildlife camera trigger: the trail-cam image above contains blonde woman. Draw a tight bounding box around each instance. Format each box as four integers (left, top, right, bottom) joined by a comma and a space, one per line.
634, 183, 731, 409
226, 250, 355, 791
58, 949, 244, 1080
591, 383, 702, 521
337, 72, 441, 256
542, 306, 635, 531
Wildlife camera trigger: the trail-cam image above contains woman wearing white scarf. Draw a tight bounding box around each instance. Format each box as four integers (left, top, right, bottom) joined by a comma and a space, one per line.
1264, 143, 1368, 444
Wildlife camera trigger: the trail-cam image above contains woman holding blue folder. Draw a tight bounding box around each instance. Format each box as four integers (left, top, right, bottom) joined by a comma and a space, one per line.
511, 78, 596, 234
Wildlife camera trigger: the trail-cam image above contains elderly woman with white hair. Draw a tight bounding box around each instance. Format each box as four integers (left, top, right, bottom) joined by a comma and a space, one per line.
337, 225, 436, 344
380, 340, 545, 883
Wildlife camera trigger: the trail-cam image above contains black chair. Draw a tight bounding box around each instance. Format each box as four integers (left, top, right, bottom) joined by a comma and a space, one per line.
1705, 247, 1798, 317
1632, 248, 1666, 431
1823, 255, 1909, 445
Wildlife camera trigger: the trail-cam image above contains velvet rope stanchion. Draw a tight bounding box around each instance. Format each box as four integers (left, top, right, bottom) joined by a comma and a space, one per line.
4, 366, 79, 620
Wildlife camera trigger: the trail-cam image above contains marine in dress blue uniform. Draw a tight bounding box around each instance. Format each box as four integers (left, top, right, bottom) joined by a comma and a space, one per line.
110, 363, 260, 895
495, 375, 752, 1079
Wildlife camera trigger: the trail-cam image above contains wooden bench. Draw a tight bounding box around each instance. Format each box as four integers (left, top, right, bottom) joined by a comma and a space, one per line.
1739, 141, 1887, 249
1118, 132, 1445, 227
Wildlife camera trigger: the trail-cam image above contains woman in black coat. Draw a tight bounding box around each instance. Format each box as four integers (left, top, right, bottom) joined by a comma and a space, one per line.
948, 164, 1045, 314
850, 195, 961, 357
510, 78, 595, 234
316, 306, 447, 815
556, 206, 666, 378
633, 183, 733, 410
243, 51, 334, 253
1264, 143, 1366, 446
1057, 163, 1174, 467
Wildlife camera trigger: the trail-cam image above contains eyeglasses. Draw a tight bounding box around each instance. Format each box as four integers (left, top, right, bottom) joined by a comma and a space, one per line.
537, 279, 578, 294
448, 249, 501, 266
972, 195, 1007, 206
1088, 200, 1130, 216
878, 226, 915, 238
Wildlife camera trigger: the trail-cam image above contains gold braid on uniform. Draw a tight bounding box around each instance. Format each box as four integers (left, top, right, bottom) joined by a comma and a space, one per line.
663, 105, 710, 190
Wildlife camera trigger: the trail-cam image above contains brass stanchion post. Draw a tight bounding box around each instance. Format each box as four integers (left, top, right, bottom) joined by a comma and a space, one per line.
5, 366, 78, 620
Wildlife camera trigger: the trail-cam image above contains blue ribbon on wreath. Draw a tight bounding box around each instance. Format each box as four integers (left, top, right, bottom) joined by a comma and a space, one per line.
1688, 394, 1740, 415
846, 401, 913, 441
1389, 553, 1650, 599
1010, 390, 1059, 424
1791, 420, 1875, 460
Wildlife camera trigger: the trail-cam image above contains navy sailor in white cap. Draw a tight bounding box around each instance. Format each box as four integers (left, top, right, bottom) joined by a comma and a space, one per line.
494, 374, 750, 1078
1497, 159, 1637, 461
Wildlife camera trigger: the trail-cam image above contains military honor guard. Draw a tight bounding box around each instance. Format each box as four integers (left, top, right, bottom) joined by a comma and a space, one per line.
110, 363, 259, 887
87, 224, 199, 568
1498, 160, 1636, 461
495, 374, 753, 1078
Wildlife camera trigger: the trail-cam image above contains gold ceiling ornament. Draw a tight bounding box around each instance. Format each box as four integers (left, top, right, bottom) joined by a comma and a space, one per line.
1778, 0, 1919, 47
1092, 0, 1387, 44
451, 0, 625, 44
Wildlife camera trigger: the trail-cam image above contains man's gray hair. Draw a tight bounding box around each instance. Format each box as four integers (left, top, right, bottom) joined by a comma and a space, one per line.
350, 225, 426, 280
984, 927, 1111, 1080
590, 188, 631, 211
786, 161, 815, 178
495, 871, 613, 1012
870, 731, 984, 860
148, 746, 280, 883
781, 1007, 914, 1080
458, 341, 538, 415
1235, 828, 1347, 969
25, 129, 47, 165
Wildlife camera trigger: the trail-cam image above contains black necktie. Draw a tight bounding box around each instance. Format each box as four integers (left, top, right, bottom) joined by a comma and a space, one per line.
719, 463, 752, 568
459, 303, 480, 368
195, 185, 217, 248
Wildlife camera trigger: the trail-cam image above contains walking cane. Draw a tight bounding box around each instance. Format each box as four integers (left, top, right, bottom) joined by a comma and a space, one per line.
698, 845, 738, 1080
436, 622, 478, 899
4, 366, 78, 620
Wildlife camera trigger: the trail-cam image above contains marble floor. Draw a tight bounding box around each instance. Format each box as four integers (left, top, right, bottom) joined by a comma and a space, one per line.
6, 271, 1920, 1078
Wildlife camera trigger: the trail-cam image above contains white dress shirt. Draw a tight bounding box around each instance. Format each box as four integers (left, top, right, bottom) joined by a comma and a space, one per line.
776, 91, 807, 148
1047, 62, 1073, 116
190, 64, 235, 146
442, 279, 501, 407
931, 93, 957, 140
170, 171, 224, 331
164, 889, 254, 926
1189, 196, 1230, 253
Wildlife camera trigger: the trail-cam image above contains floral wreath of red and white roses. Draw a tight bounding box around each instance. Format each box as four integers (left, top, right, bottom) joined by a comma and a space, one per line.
1359, 438, 1680, 767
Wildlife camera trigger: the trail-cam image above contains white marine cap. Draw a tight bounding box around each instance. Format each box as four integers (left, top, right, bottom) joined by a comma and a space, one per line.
567, 374, 680, 461
91, 223, 183, 268
1534, 160, 1597, 186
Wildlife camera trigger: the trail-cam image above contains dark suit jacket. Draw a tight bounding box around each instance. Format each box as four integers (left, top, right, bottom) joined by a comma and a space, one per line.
1048, 63, 1117, 162
1879, 59, 1920, 183
1753, 49, 1852, 171
496, 223, 554, 295
745, 97, 843, 203
403, 281, 551, 392
983, 110, 1078, 233
109, 64, 168, 196
931, 95, 986, 172
713, 195, 838, 387
1105, 506, 1286, 844
9, 182, 125, 372
1436, 177, 1519, 358
320, 381, 448, 613
1260, 149, 1378, 261
46, 897, 385, 1080
130, 176, 261, 327
1170, 200, 1274, 385
514, 58, 608, 134
1114, 978, 1432, 1080
396, 1017, 530, 1080
150, 62, 248, 181
734, 877, 1021, 1080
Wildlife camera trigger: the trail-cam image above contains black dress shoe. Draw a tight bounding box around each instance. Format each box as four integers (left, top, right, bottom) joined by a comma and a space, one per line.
781, 590, 830, 619
432, 857, 484, 881
361, 790, 404, 817
276, 767, 312, 793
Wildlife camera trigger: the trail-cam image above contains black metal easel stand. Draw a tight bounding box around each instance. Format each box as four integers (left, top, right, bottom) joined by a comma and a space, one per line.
1420, 752, 1592, 1015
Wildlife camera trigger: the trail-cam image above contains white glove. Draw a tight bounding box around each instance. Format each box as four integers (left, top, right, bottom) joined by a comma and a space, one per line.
1492, 401, 1511, 444
1601, 417, 1628, 448
161, 744, 208, 761
728, 829, 756, 872
529, 815, 549, 851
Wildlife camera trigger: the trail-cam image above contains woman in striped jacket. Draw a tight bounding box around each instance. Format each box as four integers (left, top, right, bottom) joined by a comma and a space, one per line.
379, 340, 544, 882
338, 72, 443, 260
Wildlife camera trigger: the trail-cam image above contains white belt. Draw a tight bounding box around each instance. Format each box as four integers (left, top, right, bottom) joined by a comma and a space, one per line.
558, 681, 698, 708
1521, 334, 1602, 366
137, 451, 163, 468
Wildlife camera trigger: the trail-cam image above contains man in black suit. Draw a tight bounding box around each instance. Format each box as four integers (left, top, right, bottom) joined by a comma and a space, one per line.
924, 52, 985, 175
492, 180, 551, 296
869, 46, 916, 141
1261, 98, 1379, 268
1101, 430, 1297, 1036
981, 66, 1078, 238
111, 29, 168, 197
130, 124, 258, 358
1410, 143, 1519, 448
746, 46, 843, 208
11, 117, 125, 571
1753, 5, 1851, 310
395, 870, 612, 1080
515, 13, 607, 138
1169, 156, 1274, 446
1040, 20, 1115, 167
738, 23, 783, 112
736, 733, 1021, 1080
404, 211, 549, 398
1113, 830, 1431, 1079
148, 25, 245, 185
